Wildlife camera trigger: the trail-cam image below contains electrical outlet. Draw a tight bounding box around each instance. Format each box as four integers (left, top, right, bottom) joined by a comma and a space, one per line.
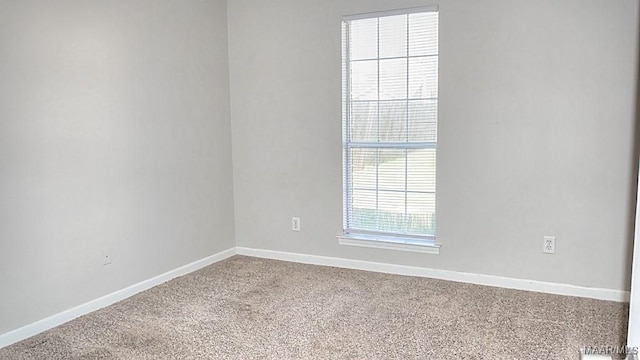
292, 217, 301, 232
102, 250, 112, 265
543, 236, 555, 254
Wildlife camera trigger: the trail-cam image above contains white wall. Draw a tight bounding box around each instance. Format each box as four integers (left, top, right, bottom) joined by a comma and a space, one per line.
228, 0, 640, 291
0, 0, 235, 334
628, 160, 640, 350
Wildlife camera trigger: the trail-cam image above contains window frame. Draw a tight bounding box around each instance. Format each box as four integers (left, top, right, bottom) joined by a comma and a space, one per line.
339, 6, 440, 254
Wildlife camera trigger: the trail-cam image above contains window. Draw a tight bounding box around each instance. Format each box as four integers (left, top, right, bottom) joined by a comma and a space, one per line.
340, 7, 439, 252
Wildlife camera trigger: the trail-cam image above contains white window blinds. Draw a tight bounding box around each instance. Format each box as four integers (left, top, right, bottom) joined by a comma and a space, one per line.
342, 8, 438, 244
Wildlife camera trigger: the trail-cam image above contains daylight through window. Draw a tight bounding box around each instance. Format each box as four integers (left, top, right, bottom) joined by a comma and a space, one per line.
342, 8, 438, 245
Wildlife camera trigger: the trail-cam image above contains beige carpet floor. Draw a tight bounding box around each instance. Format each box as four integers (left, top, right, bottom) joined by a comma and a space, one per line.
0, 255, 629, 359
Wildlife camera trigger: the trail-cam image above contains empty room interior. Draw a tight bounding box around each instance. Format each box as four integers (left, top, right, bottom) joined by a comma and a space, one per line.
1, 0, 639, 359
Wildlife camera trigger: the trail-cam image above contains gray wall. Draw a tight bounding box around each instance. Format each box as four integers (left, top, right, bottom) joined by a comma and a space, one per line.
228, 0, 640, 290
0, 0, 235, 334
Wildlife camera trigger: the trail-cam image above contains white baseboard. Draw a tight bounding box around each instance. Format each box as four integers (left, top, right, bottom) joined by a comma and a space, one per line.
236, 247, 630, 303
1, 245, 629, 350
0, 247, 236, 349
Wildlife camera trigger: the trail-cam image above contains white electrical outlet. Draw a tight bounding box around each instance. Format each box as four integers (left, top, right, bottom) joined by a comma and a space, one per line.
102, 250, 112, 265
292, 217, 301, 232
543, 236, 555, 254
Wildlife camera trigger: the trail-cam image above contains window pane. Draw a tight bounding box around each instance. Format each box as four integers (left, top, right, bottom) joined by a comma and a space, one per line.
350, 101, 378, 142
379, 100, 407, 142
350, 18, 378, 60
351, 60, 378, 101
409, 56, 438, 99
407, 149, 436, 193
378, 149, 406, 191
378, 191, 406, 233
351, 189, 377, 230
379, 58, 407, 100
408, 100, 437, 142
379, 15, 407, 58
350, 148, 377, 190
406, 192, 436, 236
409, 12, 438, 56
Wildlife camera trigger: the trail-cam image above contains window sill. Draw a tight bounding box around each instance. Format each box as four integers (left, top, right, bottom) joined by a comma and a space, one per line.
337, 234, 440, 255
